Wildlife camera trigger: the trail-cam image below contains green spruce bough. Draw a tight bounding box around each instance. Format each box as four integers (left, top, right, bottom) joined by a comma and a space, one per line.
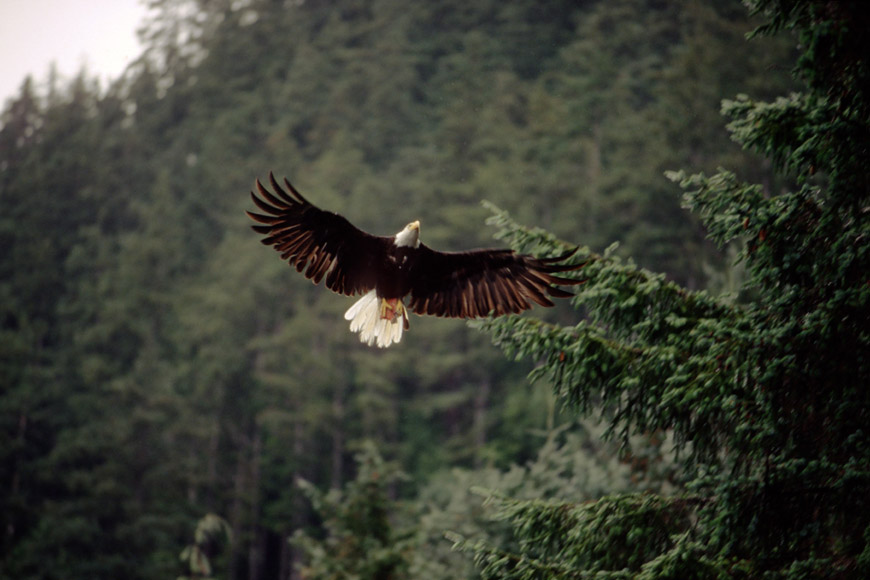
461, 1, 870, 577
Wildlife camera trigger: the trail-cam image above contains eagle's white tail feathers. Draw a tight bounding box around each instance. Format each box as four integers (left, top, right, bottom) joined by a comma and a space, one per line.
344, 290, 407, 348
344, 290, 377, 328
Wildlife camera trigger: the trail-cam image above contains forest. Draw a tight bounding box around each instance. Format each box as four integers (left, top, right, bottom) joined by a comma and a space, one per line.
2, 0, 869, 578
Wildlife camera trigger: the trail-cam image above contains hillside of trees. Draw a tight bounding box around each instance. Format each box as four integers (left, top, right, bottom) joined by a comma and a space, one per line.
5, 0, 867, 579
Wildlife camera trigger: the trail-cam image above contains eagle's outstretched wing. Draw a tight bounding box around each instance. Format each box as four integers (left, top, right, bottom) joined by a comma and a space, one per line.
407, 245, 583, 318
246, 173, 391, 296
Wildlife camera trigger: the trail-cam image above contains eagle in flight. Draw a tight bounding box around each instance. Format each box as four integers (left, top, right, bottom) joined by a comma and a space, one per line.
247, 173, 582, 348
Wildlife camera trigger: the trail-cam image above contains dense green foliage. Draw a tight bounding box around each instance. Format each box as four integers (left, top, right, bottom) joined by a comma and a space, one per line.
457, 0, 870, 578
3, 0, 850, 578
291, 444, 413, 580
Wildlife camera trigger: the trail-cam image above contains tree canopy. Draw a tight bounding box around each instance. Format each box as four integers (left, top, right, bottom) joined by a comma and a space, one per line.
458, 0, 870, 577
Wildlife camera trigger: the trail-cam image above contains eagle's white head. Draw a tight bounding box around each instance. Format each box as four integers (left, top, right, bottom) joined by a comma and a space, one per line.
394, 220, 421, 248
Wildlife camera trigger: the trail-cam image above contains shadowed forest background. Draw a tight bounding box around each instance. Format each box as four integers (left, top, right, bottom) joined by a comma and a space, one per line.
4, 0, 868, 579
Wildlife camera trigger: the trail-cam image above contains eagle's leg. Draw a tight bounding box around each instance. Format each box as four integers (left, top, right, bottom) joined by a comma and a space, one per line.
380, 298, 400, 321
380, 298, 409, 329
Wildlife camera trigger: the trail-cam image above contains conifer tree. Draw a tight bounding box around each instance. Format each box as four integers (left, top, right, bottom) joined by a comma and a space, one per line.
457, 0, 870, 577
292, 443, 414, 580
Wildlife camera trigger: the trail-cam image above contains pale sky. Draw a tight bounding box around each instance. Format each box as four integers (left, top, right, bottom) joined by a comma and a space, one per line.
0, 0, 149, 105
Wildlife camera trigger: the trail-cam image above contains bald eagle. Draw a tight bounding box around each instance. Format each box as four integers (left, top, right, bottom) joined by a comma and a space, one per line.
247, 173, 582, 348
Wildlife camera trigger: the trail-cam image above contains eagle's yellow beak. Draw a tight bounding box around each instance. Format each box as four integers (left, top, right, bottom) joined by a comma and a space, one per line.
409, 220, 420, 231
